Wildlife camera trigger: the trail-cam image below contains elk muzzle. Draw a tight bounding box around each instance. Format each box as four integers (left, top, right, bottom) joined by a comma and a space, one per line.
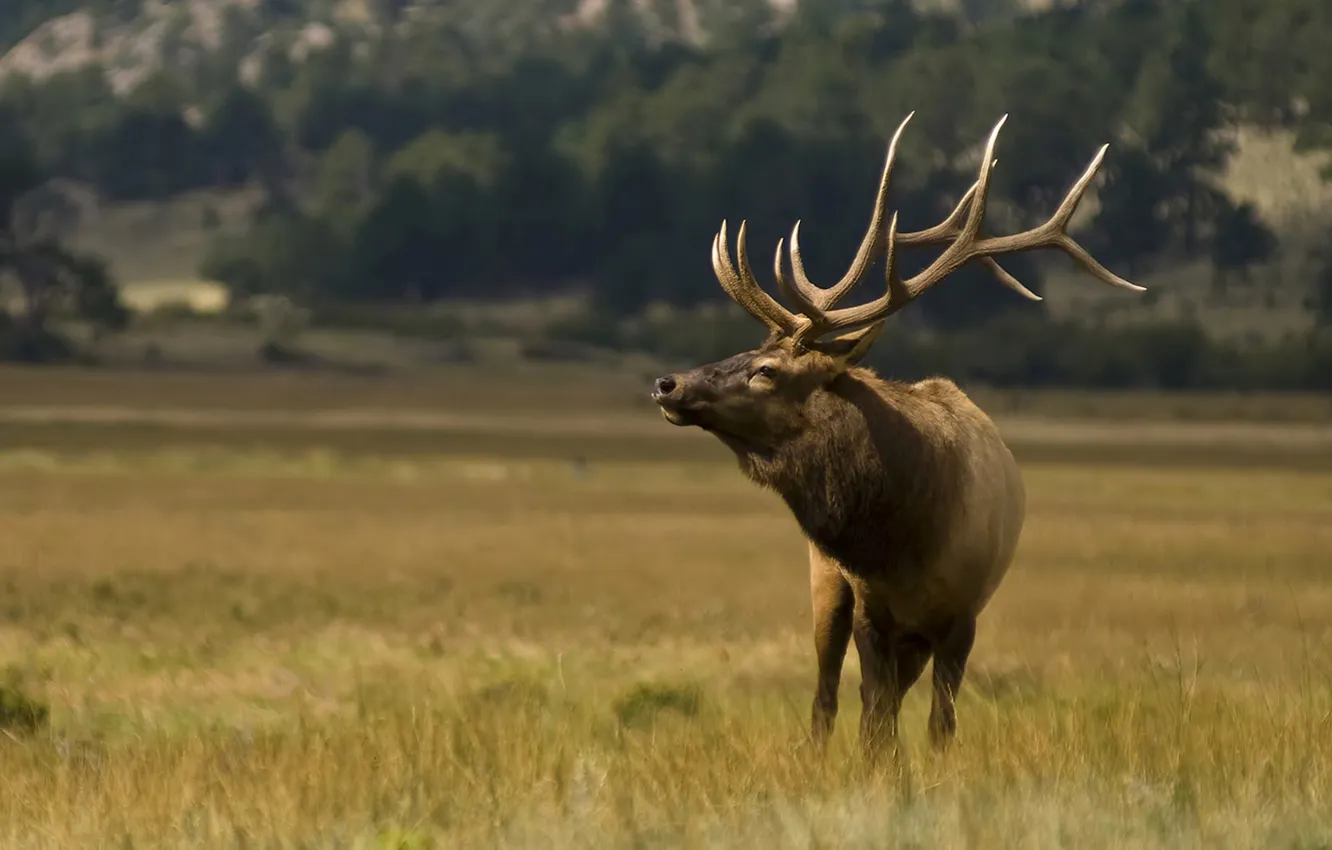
651, 372, 698, 426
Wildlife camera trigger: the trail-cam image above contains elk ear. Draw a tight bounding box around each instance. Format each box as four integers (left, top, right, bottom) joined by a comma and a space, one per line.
811, 320, 886, 366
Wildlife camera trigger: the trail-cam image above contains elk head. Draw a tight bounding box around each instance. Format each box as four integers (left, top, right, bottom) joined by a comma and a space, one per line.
651, 113, 1144, 450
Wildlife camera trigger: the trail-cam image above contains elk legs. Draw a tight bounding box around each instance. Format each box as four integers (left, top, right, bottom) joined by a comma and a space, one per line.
808, 550, 854, 753
808, 552, 979, 760
928, 616, 977, 750
852, 604, 931, 764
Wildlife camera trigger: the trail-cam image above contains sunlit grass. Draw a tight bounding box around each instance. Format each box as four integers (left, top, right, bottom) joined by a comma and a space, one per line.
0, 372, 1330, 847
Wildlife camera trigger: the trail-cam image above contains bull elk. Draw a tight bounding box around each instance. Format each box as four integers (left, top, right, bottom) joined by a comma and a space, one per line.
651, 113, 1144, 759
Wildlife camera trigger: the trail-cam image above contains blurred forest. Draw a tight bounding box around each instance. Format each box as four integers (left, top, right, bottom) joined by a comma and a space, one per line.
3, 0, 1332, 389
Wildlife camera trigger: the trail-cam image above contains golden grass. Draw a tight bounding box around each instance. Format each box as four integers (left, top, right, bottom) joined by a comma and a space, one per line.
0, 370, 1331, 847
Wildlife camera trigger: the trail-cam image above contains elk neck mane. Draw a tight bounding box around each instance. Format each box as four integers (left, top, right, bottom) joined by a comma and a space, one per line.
731, 367, 966, 575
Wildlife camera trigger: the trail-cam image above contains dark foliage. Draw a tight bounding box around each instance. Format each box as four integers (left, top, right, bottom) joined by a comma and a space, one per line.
3, 0, 1331, 385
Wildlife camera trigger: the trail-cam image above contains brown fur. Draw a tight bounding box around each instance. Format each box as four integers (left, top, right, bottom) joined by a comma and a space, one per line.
653, 335, 1025, 760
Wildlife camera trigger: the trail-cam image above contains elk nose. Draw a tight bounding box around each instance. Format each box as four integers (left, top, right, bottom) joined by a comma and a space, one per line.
653, 375, 677, 397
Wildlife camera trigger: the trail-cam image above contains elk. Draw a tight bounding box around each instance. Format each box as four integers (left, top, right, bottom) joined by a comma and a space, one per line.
651, 113, 1143, 759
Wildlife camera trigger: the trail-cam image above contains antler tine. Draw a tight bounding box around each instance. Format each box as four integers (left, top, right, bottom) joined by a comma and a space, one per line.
898, 181, 978, 244
885, 214, 909, 308
898, 172, 1041, 302
712, 219, 804, 336
800, 115, 1011, 335
783, 111, 916, 317
773, 235, 795, 306
1003, 144, 1145, 293
803, 116, 1142, 337
791, 213, 909, 343
899, 139, 1145, 299
910, 114, 1010, 290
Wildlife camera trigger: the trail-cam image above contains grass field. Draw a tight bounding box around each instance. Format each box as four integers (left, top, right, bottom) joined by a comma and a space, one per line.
1, 367, 1331, 848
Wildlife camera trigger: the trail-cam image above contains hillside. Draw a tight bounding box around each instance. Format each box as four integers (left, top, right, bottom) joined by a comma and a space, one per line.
0, 0, 1095, 96
1, 0, 348, 95
62, 130, 1332, 343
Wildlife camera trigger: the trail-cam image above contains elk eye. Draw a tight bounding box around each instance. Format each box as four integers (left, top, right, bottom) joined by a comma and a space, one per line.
754, 365, 777, 380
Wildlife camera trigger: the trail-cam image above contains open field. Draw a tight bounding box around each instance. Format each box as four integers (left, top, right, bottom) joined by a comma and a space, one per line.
1, 367, 1332, 848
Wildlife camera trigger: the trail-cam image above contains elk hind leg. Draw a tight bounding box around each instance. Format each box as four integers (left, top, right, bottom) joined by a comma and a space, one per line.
928, 616, 977, 750
853, 607, 931, 764
809, 549, 853, 753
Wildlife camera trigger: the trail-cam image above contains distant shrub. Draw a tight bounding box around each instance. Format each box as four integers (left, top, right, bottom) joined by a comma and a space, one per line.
518, 337, 613, 363
0, 327, 75, 364
468, 676, 550, 711
375, 826, 433, 850
305, 302, 467, 340
0, 668, 49, 736
258, 340, 315, 365
613, 682, 702, 730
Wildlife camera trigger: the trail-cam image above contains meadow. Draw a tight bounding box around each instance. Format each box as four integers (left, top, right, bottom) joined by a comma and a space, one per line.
1, 365, 1332, 849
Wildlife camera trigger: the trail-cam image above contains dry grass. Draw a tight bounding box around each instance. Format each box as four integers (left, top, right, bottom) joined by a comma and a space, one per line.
0, 369, 1331, 848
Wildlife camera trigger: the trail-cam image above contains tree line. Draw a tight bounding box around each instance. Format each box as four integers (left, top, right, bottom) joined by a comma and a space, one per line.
3, 0, 1332, 387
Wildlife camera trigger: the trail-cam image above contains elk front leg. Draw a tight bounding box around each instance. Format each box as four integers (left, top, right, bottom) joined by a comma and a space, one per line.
853, 604, 931, 765
928, 616, 977, 750
809, 547, 853, 754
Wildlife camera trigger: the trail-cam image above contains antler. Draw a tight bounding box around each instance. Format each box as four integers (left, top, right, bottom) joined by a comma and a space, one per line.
711, 219, 806, 338
773, 113, 1035, 317
711, 113, 1145, 347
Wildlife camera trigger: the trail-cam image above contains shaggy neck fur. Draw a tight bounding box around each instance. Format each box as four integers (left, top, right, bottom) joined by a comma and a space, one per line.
730, 369, 962, 577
